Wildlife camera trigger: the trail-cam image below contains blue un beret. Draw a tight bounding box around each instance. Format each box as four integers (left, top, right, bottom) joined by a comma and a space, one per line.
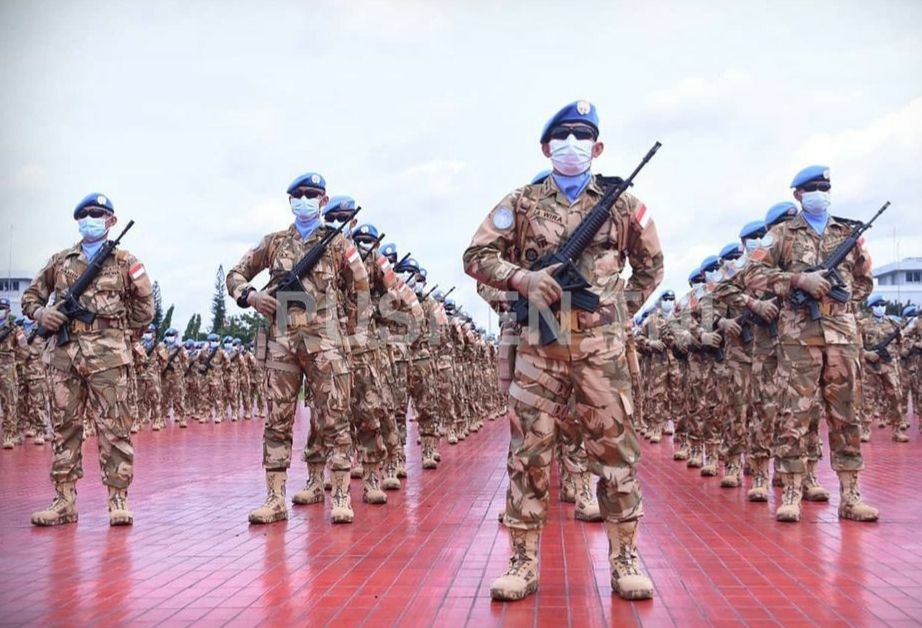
286, 172, 326, 195
700, 255, 721, 272
73, 193, 115, 219
323, 195, 357, 217
739, 220, 767, 240
353, 223, 379, 242
540, 100, 599, 144
719, 243, 742, 261
867, 293, 885, 307
660, 289, 675, 300
0, 297, 10, 308
688, 266, 703, 284
790, 165, 830, 189
903, 304, 918, 318
764, 201, 798, 228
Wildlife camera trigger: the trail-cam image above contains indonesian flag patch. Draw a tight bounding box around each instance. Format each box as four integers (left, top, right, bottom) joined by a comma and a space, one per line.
129, 263, 146, 280
634, 203, 651, 229
346, 245, 361, 265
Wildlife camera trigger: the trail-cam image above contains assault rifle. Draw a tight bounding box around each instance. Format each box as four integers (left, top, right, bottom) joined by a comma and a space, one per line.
36, 220, 135, 345
0, 323, 15, 343
738, 301, 779, 345
869, 317, 912, 369
163, 346, 182, 372
512, 142, 662, 345
197, 346, 220, 376
422, 284, 439, 300
360, 232, 386, 261
790, 202, 889, 321
261, 209, 361, 305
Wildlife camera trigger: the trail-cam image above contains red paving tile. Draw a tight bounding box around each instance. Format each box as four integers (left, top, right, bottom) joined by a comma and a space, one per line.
1, 410, 922, 627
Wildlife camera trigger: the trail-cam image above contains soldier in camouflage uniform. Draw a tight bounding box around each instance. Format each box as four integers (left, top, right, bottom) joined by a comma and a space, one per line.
464, 102, 663, 601
747, 165, 878, 523
859, 294, 907, 442
16, 318, 50, 444
899, 305, 921, 430
160, 328, 188, 427
221, 335, 242, 421
235, 339, 253, 420
23, 193, 154, 526
196, 333, 226, 423
0, 298, 27, 448
227, 172, 368, 526
140, 324, 167, 430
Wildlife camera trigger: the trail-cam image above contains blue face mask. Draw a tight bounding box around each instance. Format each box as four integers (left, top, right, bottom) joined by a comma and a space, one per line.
872, 305, 886, 318
78, 216, 108, 242
165, 336, 176, 345
291, 197, 321, 222
744, 238, 761, 252
801, 191, 830, 216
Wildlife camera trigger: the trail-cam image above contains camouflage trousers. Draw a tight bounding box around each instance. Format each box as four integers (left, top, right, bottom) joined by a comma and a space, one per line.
408, 356, 439, 437
19, 377, 50, 434
223, 371, 240, 418
390, 358, 409, 446
644, 356, 668, 429
749, 346, 780, 459
435, 362, 455, 432
161, 372, 186, 419
555, 414, 589, 475
347, 350, 388, 464
202, 372, 223, 419
670, 359, 689, 437
239, 372, 253, 415
864, 363, 903, 428
253, 367, 267, 412
687, 356, 721, 445
48, 364, 133, 489
776, 343, 863, 474
503, 328, 642, 530
126, 371, 139, 425
138, 374, 162, 425
1, 362, 19, 438
723, 360, 751, 457
264, 336, 352, 472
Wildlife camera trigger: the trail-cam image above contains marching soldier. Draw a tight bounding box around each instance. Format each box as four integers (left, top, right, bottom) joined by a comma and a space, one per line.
859, 294, 907, 442
464, 101, 663, 601
23, 193, 154, 526
160, 328, 188, 427
0, 298, 27, 448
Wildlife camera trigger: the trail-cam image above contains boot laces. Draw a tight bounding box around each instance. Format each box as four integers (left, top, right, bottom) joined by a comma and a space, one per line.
505, 543, 533, 578
614, 547, 642, 577
782, 484, 800, 506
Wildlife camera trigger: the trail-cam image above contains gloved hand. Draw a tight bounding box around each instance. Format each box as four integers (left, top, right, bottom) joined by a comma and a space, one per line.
793, 271, 831, 299
649, 339, 666, 352
717, 318, 742, 339
700, 331, 722, 348
511, 264, 562, 310
248, 290, 279, 317
35, 307, 68, 332
748, 298, 779, 322
864, 350, 880, 363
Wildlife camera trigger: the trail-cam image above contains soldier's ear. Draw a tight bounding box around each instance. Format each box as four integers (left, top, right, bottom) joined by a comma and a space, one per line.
793, 189, 802, 202
592, 141, 604, 159
107, 214, 118, 228
541, 143, 552, 158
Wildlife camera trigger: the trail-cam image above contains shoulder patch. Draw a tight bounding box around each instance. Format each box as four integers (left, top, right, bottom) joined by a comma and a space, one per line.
633, 202, 650, 229
491, 206, 514, 230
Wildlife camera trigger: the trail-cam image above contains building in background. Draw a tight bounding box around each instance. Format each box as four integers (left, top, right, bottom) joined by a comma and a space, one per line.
1, 271, 33, 316
873, 257, 922, 307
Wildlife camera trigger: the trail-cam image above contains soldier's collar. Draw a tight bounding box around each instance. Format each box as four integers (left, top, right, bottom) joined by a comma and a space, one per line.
63, 242, 85, 258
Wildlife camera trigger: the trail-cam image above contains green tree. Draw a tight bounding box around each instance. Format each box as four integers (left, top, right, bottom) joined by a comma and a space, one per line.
210, 265, 226, 335
223, 312, 268, 345
158, 304, 175, 341
183, 313, 201, 341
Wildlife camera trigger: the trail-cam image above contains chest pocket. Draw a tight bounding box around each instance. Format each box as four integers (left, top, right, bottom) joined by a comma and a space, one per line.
91, 264, 125, 317
519, 197, 567, 265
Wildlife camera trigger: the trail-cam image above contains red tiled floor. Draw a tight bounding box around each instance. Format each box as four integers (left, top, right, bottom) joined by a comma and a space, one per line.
2, 410, 922, 627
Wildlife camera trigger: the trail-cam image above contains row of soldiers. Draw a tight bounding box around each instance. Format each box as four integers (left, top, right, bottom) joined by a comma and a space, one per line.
226, 189, 505, 525
631, 164, 911, 523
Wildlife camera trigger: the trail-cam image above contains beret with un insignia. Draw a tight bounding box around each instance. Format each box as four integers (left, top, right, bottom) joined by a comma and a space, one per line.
286, 171, 327, 194
491, 206, 514, 230
73, 192, 115, 218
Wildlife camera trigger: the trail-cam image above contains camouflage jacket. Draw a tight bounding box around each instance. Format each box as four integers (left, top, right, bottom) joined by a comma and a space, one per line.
858, 312, 903, 359
161, 345, 188, 376
22, 242, 154, 373
463, 175, 663, 339
0, 319, 27, 366
226, 224, 369, 352
746, 213, 872, 345
712, 253, 779, 356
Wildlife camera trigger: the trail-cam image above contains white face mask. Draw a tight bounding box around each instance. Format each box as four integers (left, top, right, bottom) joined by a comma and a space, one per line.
872, 304, 886, 318
549, 135, 594, 176
290, 197, 321, 222
705, 269, 722, 284
801, 191, 831, 216
660, 300, 674, 315
744, 238, 761, 252
0, 310, 7, 322
142, 333, 153, 342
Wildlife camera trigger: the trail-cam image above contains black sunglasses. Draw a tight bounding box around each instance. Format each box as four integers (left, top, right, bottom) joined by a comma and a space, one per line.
661, 296, 675, 302
290, 188, 324, 199
547, 125, 597, 142
75, 208, 110, 219
800, 181, 831, 192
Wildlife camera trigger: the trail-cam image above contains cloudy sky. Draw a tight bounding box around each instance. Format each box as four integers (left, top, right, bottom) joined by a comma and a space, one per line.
1, 0, 920, 330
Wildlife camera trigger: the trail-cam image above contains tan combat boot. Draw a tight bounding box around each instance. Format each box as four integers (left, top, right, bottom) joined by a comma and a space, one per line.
775, 473, 803, 522
559, 467, 577, 503
292, 464, 325, 505
719, 454, 742, 488
107, 486, 134, 526
33, 433, 45, 445
178, 419, 188, 428
686, 443, 703, 468
700, 444, 718, 477
574, 473, 603, 522
892, 427, 909, 443
330, 471, 354, 524
396, 451, 408, 478
837, 471, 879, 522
248, 471, 288, 524
447, 426, 458, 445
31, 482, 78, 526
663, 420, 675, 435
362, 463, 387, 504
673, 438, 689, 461
606, 519, 654, 600
860, 426, 871, 442
649, 424, 662, 444
746, 458, 769, 502
350, 455, 364, 480
489, 528, 540, 601
382, 458, 402, 489
421, 437, 439, 470
802, 459, 830, 501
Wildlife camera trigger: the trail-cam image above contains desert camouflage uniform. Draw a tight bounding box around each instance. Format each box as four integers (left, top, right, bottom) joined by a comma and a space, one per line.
463, 174, 663, 529
197, 345, 227, 422
160, 344, 187, 422
858, 311, 906, 439
227, 223, 366, 476
223, 347, 243, 421
22, 242, 154, 489
17, 334, 49, 439
901, 321, 922, 429
238, 348, 253, 419
139, 342, 167, 429
0, 320, 27, 444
